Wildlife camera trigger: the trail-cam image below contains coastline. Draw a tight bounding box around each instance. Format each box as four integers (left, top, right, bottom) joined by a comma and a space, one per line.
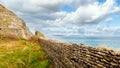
59, 37, 120, 50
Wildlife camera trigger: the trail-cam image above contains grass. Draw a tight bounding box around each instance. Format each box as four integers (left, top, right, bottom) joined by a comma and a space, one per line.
0, 36, 52, 68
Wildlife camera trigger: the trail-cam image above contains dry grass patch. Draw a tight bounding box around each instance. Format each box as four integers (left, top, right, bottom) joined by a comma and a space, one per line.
0, 39, 51, 68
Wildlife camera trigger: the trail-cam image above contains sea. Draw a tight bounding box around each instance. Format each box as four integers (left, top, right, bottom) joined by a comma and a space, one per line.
59, 37, 120, 50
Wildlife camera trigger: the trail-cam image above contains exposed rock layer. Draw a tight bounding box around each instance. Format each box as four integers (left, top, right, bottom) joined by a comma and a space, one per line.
35, 31, 45, 38
0, 4, 33, 39
39, 38, 120, 68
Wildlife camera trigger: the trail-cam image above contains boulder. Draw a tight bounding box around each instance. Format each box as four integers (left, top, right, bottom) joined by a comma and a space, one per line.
35, 31, 45, 38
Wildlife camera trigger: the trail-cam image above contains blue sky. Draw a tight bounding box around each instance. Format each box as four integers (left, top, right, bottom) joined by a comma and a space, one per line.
0, 0, 120, 39
61, 5, 76, 12
98, 0, 106, 3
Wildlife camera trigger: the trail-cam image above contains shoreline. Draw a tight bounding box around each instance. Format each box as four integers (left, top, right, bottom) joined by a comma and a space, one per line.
53, 37, 120, 50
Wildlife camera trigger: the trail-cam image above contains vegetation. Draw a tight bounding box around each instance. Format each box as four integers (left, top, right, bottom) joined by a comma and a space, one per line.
0, 35, 52, 68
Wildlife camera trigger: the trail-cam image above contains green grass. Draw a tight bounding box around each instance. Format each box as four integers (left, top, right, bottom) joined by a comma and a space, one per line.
0, 39, 51, 68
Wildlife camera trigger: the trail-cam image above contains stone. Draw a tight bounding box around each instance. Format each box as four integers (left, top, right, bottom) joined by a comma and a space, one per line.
35, 31, 45, 38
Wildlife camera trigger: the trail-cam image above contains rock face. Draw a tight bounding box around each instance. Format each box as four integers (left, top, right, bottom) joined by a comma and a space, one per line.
0, 4, 33, 39
35, 31, 45, 38
39, 38, 120, 68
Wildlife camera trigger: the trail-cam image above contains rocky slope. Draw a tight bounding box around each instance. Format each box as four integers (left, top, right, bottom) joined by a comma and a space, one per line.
0, 4, 33, 39
39, 38, 120, 68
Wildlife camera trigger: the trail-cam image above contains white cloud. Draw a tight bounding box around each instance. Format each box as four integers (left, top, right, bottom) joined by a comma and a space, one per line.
65, 0, 96, 8
49, 26, 120, 38
105, 17, 113, 22
2, 0, 119, 26
1, 0, 71, 15
62, 0, 120, 25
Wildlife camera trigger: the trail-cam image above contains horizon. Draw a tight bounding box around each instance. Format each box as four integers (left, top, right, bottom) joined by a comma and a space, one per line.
0, 0, 120, 39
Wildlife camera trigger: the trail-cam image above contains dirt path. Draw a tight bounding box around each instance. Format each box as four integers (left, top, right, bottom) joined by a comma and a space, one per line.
39, 38, 120, 68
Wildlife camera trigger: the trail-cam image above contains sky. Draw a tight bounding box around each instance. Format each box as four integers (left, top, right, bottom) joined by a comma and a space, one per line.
0, 0, 120, 39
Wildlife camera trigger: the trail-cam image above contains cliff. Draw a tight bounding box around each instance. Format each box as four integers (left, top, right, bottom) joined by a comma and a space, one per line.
0, 4, 33, 39
39, 38, 120, 68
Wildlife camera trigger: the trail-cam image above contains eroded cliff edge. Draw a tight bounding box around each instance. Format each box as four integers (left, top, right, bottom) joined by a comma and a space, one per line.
0, 4, 33, 39
39, 38, 120, 68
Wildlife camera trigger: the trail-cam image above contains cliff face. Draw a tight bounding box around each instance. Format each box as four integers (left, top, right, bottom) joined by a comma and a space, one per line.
35, 31, 45, 38
0, 4, 33, 39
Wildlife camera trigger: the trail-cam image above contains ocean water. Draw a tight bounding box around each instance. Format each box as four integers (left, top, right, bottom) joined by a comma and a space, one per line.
60, 37, 120, 50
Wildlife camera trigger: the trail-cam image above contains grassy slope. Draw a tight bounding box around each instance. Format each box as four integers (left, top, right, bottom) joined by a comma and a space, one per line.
0, 36, 52, 68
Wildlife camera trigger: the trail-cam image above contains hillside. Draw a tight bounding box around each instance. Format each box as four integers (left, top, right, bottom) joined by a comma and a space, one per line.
0, 4, 52, 68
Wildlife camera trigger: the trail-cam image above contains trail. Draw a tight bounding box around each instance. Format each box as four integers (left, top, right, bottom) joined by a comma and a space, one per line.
39, 38, 120, 68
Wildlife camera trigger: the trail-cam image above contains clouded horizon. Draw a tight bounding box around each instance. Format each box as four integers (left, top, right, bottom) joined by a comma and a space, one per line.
0, 0, 120, 39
